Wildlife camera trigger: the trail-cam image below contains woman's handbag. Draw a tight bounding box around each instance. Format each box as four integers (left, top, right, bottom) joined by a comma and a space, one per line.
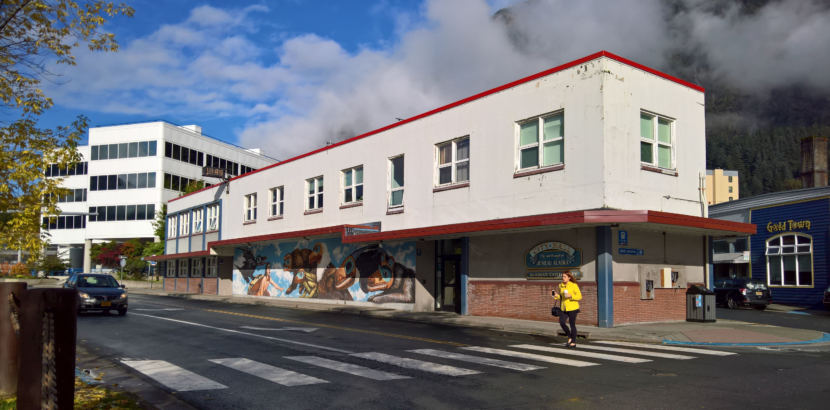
551, 300, 562, 317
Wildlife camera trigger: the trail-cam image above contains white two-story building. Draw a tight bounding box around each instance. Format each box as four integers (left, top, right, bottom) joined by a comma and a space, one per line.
154, 52, 754, 327
44, 121, 277, 272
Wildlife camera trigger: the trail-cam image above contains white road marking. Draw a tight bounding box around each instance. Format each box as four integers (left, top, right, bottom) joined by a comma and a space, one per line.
134, 308, 184, 311
574, 344, 695, 360
209, 358, 326, 386
409, 349, 545, 371
511, 344, 651, 363
131, 313, 352, 354
461, 346, 597, 367
285, 356, 409, 380
121, 360, 226, 392
240, 326, 318, 333
595, 341, 737, 356
351, 352, 481, 376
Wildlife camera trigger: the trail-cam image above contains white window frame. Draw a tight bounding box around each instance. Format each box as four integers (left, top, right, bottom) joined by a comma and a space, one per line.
342, 166, 364, 205
306, 176, 324, 210
388, 155, 404, 208
244, 193, 257, 222
640, 111, 675, 170
269, 186, 284, 217
179, 212, 190, 236
192, 208, 204, 233
166, 260, 177, 277
191, 258, 203, 277
167, 215, 177, 238
206, 256, 218, 277
436, 136, 470, 186
178, 259, 189, 278
766, 233, 813, 287
516, 111, 564, 171
207, 204, 219, 232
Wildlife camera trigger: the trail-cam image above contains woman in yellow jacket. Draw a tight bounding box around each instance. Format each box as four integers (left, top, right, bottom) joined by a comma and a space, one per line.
553, 271, 582, 348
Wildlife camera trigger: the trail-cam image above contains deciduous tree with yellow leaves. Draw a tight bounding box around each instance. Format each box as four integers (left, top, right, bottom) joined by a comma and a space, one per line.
0, 0, 133, 261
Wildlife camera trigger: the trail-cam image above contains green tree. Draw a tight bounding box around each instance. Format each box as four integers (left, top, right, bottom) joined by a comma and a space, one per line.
0, 1, 133, 261
182, 179, 205, 195
36, 254, 66, 273
151, 203, 166, 240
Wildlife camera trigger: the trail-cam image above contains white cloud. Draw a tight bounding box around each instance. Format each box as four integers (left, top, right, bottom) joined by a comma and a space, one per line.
44, 0, 830, 159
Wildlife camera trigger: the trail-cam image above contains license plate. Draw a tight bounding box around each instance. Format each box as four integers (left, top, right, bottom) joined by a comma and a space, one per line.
101, 301, 111, 307
755, 292, 763, 296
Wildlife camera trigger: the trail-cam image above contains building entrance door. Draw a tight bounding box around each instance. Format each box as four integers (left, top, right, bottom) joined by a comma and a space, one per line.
436, 239, 463, 313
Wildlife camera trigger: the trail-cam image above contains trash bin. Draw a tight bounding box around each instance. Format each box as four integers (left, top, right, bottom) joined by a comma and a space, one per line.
686, 285, 716, 322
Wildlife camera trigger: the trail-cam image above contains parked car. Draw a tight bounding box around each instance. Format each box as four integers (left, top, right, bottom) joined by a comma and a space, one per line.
714, 278, 771, 310
64, 273, 128, 315
823, 285, 830, 310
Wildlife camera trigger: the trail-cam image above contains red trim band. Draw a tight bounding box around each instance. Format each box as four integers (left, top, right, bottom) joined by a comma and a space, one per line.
170, 51, 702, 203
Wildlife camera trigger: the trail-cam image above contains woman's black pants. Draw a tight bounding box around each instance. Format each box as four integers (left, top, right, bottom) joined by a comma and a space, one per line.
558, 310, 579, 342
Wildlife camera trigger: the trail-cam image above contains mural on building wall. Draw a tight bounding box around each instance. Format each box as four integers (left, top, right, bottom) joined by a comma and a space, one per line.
233, 239, 416, 303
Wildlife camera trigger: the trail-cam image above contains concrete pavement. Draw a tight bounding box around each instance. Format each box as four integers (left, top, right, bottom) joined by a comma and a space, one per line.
125, 282, 830, 347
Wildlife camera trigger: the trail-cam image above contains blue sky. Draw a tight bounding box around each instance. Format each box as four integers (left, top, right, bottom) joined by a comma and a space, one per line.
37, 0, 830, 160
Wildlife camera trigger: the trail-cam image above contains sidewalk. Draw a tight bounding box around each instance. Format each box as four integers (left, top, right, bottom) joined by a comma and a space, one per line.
132, 285, 830, 347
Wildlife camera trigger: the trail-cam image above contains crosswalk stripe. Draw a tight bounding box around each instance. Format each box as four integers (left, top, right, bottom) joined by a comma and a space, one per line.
511, 344, 652, 363
574, 344, 695, 360
351, 352, 481, 376
408, 349, 545, 371
461, 346, 597, 367
121, 360, 227, 392
285, 356, 409, 381
209, 358, 326, 386
595, 341, 737, 356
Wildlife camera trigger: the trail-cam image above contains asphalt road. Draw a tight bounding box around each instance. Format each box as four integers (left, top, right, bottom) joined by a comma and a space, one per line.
77, 294, 830, 409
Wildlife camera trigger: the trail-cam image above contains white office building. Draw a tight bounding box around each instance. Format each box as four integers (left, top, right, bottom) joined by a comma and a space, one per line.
43, 121, 277, 272
156, 52, 754, 326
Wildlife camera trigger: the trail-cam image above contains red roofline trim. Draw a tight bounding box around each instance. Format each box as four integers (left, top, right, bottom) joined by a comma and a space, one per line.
157, 210, 753, 259
171, 51, 703, 203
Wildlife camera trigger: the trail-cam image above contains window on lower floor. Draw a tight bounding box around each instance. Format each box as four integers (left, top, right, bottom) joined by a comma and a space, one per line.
178, 259, 189, 277
206, 256, 218, 277
766, 234, 813, 287
166, 261, 177, 277
191, 258, 203, 277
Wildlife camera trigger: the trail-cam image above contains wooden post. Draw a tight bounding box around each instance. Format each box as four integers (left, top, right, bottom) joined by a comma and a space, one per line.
0, 282, 27, 395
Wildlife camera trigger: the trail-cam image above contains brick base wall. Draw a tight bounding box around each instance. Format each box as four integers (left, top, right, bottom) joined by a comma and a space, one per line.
175, 278, 188, 293
468, 280, 689, 326
164, 278, 175, 292
203, 278, 218, 295
188, 278, 202, 294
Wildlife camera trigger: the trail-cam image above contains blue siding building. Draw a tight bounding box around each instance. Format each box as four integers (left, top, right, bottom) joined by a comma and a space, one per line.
710, 187, 830, 308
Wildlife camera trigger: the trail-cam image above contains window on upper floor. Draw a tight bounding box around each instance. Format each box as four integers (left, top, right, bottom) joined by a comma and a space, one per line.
436, 136, 469, 186
269, 186, 284, 218
179, 212, 190, 236
244, 193, 257, 222
207, 204, 220, 231
306, 176, 324, 211
640, 111, 675, 170
193, 208, 204, 233
767, 234, 813, 287
728, 186, 733, 193
342, 166, 363, 205
728, 176, 733, 183
517, 111, 564, 171
168, 215, 177, 238
388, 155, 404, 208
